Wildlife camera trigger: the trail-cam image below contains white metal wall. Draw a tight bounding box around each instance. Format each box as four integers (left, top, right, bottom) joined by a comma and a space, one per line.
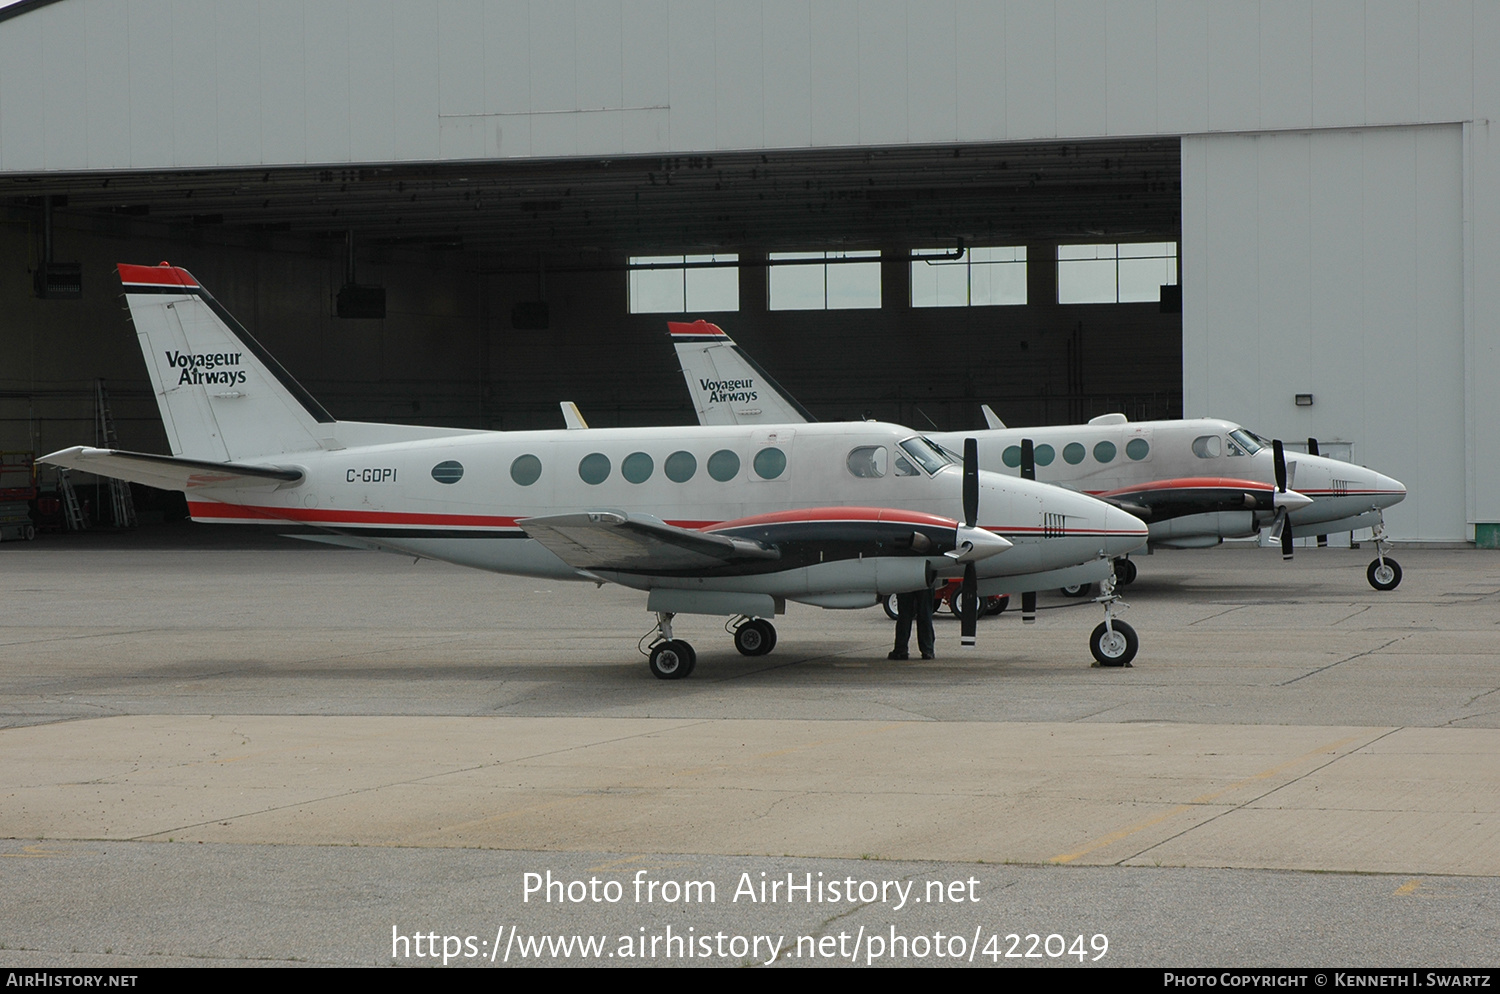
1183, 126, 1465, 541
2, 0, 1497, 539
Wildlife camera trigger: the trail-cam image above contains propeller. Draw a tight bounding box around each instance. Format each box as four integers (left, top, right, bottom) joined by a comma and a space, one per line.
961, 438, 979, 647
1019, 438, 1037, 624
1307, 438, 1327, 546
1272, 439, 1294, 560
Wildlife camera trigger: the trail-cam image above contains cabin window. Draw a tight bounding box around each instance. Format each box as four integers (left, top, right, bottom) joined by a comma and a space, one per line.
622, 452, 653, 484
664, 450, 697, 482
754, 447, 787, 480
846, 446, 887, 478
432, 460, 464, 484
1192, 435, 1221, 458
1034, 443, 1055, 466
578, 453, 611, 485
1062, 442, 1086, 465
509, 455, 541, 486
707, 449, 741, 482
1093, 441, 1117, 463
1001, 446, 1022, 468
1126, 438, 1150, 460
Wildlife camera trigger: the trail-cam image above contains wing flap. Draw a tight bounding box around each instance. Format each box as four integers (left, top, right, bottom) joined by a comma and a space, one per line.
40, 446, 303, 492
519, 511, 779, 572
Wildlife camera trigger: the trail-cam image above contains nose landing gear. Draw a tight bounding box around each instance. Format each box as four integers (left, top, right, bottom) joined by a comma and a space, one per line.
1089, 566, 1138, 667
1366, 515, 1402, 591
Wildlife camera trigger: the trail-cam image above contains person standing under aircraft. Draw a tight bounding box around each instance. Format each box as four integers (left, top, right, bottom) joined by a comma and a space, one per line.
890, 584, 936, 660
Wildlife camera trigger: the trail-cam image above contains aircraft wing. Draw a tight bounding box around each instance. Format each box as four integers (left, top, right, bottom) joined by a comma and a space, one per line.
40, 446, 304, 492
518, 511, 780, 572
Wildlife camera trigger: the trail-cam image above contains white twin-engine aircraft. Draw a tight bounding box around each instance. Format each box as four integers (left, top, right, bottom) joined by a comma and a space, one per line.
670, 320, 1407, 592
41, 264, 1150, 679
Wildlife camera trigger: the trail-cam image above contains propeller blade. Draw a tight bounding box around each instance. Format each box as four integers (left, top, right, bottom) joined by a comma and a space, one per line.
1020, 438, 1035, 481
1306, 437, 1320, 457
961, 562, 977, 648
963, 438, 979, 528
1273, 439, 1287, 493
1280, 512, 1295, 560
1022, 590, 1036, 625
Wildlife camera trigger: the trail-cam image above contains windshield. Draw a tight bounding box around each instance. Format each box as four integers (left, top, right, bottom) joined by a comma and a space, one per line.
1228, 429, 1262, 455
899, 436, 955, 475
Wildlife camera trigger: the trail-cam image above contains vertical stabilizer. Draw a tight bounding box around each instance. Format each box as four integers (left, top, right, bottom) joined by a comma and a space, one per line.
668, 320, 814, 426
118, 263, 334, 461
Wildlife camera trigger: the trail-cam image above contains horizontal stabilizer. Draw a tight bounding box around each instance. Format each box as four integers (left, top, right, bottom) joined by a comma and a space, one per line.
519, 510, 779, 572
40, 446, 303, 492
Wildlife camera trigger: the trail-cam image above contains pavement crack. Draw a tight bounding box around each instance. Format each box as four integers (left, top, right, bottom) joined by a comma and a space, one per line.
1277, 636, 1407, 686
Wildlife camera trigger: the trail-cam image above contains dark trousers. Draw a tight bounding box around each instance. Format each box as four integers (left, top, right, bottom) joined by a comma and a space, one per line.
894, 589, 935, 656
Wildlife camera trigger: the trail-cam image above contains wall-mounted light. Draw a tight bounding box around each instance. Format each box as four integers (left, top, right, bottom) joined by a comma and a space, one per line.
1295, 394, 1314, 407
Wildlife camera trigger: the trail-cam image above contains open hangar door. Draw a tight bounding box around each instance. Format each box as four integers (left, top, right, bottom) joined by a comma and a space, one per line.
1, 138, 1181, 466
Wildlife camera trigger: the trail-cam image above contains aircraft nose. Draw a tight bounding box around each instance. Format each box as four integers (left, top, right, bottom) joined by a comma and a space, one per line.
1375, 472, 1407, 507
1101, 502, 1149, 557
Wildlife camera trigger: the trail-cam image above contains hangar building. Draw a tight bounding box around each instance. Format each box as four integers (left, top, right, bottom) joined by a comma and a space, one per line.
0, 0, 1494, 544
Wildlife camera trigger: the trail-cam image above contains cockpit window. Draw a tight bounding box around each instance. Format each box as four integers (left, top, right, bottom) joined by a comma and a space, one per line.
1192, 435, 1222, 459
846, 445, 888, 478
1228, 429, 1262, 455
898, 436, 954, 475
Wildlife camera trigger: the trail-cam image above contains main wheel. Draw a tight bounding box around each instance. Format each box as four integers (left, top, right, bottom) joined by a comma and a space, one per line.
734, 618, 777, 656
882, 593, 900, 620
949, 591, 969, 618
985, 594, 1009, 616
649, 640, 696, 679
1114, 558, 1137, 585
1089, 621, 1138, 667
1061, 583, 1093, 598
1367, 558, 1402, 591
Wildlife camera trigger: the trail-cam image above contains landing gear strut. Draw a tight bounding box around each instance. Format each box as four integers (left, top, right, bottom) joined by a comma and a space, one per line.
1366, 515, 1402, 591
1088, 565, 1138, 667
645, 612, 696, 679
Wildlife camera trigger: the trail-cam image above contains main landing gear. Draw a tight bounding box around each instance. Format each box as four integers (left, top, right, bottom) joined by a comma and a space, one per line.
1366, 515, 1402, 591
1088, 566, 1138, 667
643, 612, 780, 679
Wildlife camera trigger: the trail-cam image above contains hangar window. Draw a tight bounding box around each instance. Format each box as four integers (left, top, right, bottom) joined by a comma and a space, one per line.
1057, 242, 1178, 304
628, 255, 739, 313
911, 246, 1026, 307
768, 251, 881, 310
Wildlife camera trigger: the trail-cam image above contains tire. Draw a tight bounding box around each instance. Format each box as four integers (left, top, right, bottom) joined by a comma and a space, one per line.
1114, 558, 1137, 585
1367, 558, 1402, 591
949, 591, 968, 618
882, 593, 900, 620
985, 595, 1009, 616
1061, 583, 1093, 598
1089, 621, 1138, 667
649, 640, 695, 679
734, 619, 776, 657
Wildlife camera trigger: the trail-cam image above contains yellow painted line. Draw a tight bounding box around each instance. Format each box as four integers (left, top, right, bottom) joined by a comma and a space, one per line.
1048, 731, 1373, 864
1393, 879, 1422, 896
1, 844, 72, 858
